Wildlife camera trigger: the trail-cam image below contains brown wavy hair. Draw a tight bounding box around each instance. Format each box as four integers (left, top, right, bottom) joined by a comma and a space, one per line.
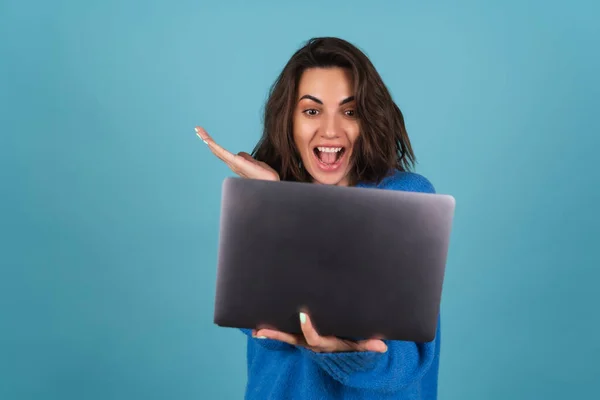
251, 37, 416, 186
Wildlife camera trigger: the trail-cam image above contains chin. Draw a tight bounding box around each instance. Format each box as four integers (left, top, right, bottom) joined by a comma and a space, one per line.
311, 173, 348, 186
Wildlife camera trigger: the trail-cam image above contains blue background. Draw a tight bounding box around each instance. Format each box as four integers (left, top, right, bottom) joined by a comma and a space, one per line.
1, 0, 599, 398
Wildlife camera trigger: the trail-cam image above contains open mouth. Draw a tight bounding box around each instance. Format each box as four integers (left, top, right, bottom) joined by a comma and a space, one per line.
313, 146, 346, 167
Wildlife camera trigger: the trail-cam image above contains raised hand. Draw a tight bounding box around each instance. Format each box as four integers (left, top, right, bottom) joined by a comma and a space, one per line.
195, 126, 280, 181
253, 312, 388, 353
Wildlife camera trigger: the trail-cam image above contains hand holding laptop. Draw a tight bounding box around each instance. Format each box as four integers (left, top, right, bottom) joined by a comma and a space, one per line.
252, 312, 388, 354
195, 127, 279, 181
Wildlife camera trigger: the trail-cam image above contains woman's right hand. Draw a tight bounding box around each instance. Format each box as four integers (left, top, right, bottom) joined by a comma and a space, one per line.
195, 126, 280, 181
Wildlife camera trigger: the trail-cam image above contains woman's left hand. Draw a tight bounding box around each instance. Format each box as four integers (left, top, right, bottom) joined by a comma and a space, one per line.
253, 312, 388, 353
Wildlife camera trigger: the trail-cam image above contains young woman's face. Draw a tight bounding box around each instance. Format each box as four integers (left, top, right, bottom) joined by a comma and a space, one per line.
293, 67, 360, 186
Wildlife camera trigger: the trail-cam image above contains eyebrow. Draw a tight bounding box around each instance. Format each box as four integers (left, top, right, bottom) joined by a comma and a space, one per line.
299, 94, 355, 106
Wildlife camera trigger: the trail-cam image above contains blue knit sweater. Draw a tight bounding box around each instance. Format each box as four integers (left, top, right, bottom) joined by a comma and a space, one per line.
241, 171, 440, 399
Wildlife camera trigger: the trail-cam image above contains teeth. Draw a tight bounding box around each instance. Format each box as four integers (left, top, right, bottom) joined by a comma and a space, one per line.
317, 147, 342, 153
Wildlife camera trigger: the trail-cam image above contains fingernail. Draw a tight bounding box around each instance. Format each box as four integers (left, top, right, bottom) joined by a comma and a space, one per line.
255, 336, 267, 339
299, 312, 307, 324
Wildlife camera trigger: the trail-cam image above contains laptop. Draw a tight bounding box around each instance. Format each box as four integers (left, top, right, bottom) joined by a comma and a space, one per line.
212, 177, 455, 343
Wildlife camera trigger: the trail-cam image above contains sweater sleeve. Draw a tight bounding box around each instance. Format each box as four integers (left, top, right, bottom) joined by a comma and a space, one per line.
300, 318, 440, 392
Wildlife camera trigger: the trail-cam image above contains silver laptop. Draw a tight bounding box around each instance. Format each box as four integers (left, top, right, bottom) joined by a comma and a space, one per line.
212, 177, 455, 342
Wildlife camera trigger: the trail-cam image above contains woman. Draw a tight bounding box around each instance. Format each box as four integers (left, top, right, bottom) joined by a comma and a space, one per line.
196, 37, 440, 399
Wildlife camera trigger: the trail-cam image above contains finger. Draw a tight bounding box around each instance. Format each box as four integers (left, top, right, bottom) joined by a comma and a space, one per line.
232, 152, 278, 179
230, 165, 249, 178
255, 329, 304, 346
237, 153, 278, 178
299, 313, 324, 348
237, 151, 255, 163
355, 339, 388, 353
195, 127, 277, 180
235, 153, 257, 178
194, 126, 210, 143
207, 142, 237, 166
194, 127, 242, 168
218, 158, 246, 178
195, 127, 256, 175
216, 155, 248, 178
196, 128, 237, 165
196, 128, 266, 176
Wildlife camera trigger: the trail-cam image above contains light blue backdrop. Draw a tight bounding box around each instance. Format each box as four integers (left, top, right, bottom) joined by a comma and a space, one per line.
1, 0, 599, 398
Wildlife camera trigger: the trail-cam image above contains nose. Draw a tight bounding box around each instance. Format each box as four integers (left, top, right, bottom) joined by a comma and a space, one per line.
321, 113, 340, 139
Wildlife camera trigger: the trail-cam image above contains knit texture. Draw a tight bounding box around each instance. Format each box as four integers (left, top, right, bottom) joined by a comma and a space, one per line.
242, 170, 440, 399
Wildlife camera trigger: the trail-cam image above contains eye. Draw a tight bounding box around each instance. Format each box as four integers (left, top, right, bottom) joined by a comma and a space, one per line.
345, 109, 356, 117
303, 109, 319, 116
